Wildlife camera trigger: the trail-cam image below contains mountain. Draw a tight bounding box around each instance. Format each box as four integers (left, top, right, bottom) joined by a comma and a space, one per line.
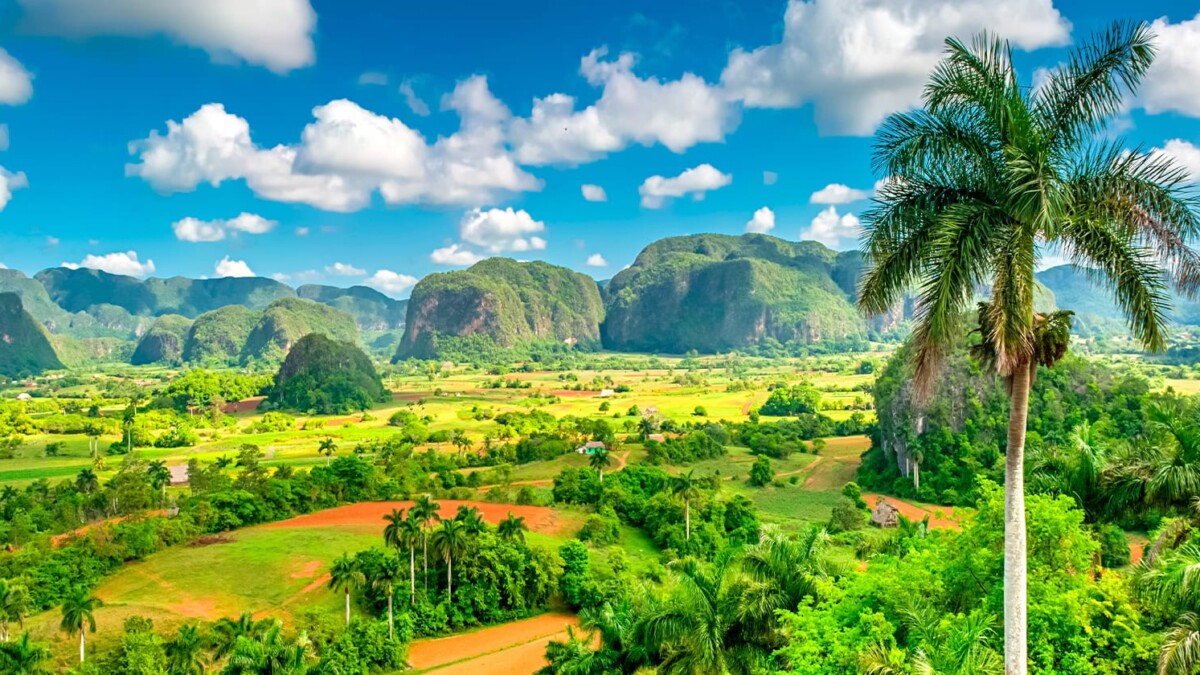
171, 298, 359, 367
182, 305, 260, 365
603, 233, 868, 353
396, 258, 605, 359
35, 267, 295, 317
131, 315, 194, 365
242, 298, 359, 364
0, 293, 64, 377
1036, 264, 1200, 330
296, 284, 407, 331
0, 269, 149, 339
269, 333, 387, 414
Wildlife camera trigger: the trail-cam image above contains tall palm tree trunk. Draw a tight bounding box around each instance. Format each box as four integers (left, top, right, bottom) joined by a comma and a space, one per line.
447, 556, 453, 599
423, 534, 428, 594
1005, 362, 1031, 675
409, 546, 416, 598
387, 594, 394, 639
79, 630, 86, 663
344, 589, 351, 626
685, 500, 690, 541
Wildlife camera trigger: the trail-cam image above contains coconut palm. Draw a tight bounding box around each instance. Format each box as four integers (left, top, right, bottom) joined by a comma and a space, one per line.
411, 495, 441, 594
1133, 542, 1200, 674
382, 508, 406, 550
1107, 400, 1200, 518
857, 22, 1200, 672
590, 449, 613, 483
73, 468, 99, 495
58, 587, 98, 664
643, 552, 762, 674
0, 579, 29, 642
318, 437, 337, 466
164, 624, 206, 675
0, 632, 50, 674
210, 613, 270, 659
670, 470, 701, 541
148, 460, 171, 503
738, 527, 832, 649
223, 621, 311, 675
455, 505, 486, 535
370, 557, 402, 640
860, 603, 1002, 675
430, 518, 470, 600
327, 554, 364, 628
498, 513, 528, 543
399, 516, 422, 598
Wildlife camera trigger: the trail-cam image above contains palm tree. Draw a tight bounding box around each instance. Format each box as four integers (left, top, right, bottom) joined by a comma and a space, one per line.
1026, 421, 1110, 521
498, 513, 528, 543
857, 23, 1199, 672
58, 587, 98, 664
1107, 400, 1200, 516
164, 624, 206, 675
318, 437, 337, 466
74, 468, 99, 495
0, 632, 50, 674
223, 621, 311, 675
670, 470, 701, 541
860, 604, 1002, 675
382, 508, 406, 549
644, 552, 761, 674
399, 516, 422, 598
455, 505, 486, 535
0, 579, 29, 642
589, 449, 613, 483
430, 519, 469, 600
1133, 542, 1200, 674
148, 460, 171, 503
210, 613, 270, 659
370, 558, 402, 640
739, 527, 832, 649
328, 554, 364, 628
411, 495, 441, 594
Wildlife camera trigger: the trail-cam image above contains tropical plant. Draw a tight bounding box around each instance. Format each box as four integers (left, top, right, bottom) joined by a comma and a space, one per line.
590, 449, 613, 483
328, 554, 364, 627
857, 21, 1199, 672
0, 579, 29, 642
738, 527, 832, 649
398, 516, 423, 598
148, 459, 171, 501
222, 621, 312, 675
431, 518, 470, 600
210, 613, 270, 659
1133, 542, 1200, 674
164, 624, 206, 675
318, 437, 337, 466
411, 495, 441, 594
58, 587, 98, 664
670, 470, 701, 541
370, 557, 402, 640
455, 505, 486, 535
74, 468, 99, 494
498, 513, 528, 543
0, 632, 50, 674
860, 603, 1003, 675
382, 508, 406, 550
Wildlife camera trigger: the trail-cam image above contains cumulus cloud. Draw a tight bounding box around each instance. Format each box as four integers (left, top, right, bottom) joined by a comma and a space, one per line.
763, 171, 778, 186
358, 71, 388, 86
215, 256, 254, 278
1139, 12, 1200, 118
802, 206, 861, 249
364, 269, 418, 297
17, 0, 316, 73
127, 79, 541, 211
0, 168, 29, 211
720, 0, 1070, 135
458, 207, 547, 254
295, 227, 309, 236
809, 182, 870, 205
398, 81, 430, 116
0, 262, 6, 268
639, 163, 731, 208
430, 243, 484, 266
586, 253, 608, 267
325, 262, 366, 276
745, 206, 775, 234
510, 48, 737, 165
0, 49, 32, 105
63, 250, 156, 277
171, 212, 275, 242
1150, 139, 1200, 182
271, 269, 320, 283
581, 184, 607, 202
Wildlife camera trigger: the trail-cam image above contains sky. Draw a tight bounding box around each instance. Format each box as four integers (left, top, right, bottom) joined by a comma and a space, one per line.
0, 0, 1199, 298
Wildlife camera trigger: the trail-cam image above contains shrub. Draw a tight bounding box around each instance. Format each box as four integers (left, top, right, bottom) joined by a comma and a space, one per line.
828, 496, 865, 533
748, 456, 774, 487
1097, 523, 1131, 568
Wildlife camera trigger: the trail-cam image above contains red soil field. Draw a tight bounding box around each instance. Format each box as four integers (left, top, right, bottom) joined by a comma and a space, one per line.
266, 500, 572, 535
863, 493, 961, 530
407, 612, 578, 673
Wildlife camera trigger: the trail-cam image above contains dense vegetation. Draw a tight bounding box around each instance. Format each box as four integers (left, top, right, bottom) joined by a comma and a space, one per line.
0, 293, 64, 378
296, 284, 407, 332
129, 315, 193, 366
268, 333, 388, 414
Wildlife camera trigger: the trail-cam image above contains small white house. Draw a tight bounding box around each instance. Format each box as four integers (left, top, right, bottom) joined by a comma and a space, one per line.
15, 393, 32, 401
599, 389, 615, 398
576, 440, 606, 455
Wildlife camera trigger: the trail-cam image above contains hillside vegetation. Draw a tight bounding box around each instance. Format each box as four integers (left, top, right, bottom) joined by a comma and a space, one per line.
297, 284, 407, 331
269, 332, 387, 413
130, 314, 193, 366
169, 300, 359, 367
0, 293, 63, 377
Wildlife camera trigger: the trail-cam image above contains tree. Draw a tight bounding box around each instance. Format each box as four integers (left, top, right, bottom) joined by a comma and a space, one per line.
382, 508, 406, 550
748, 456, 774, 487
1108, 400, 1200, 515
328, 554, 364, 628
0, 579, 29, 642
210, 613, 269, 660
455, 505, 486, 535
0, 632, 50, 674
1134, 542, 1200, 674
59, 587, 98, 664
857, 22, 1198, 673
370, 557, 402, 640
164, 624, 205, 675
739, 527, 831, 649
670, 470, 701, 541
411, 495, 441, 594
148, 460, 171, 503
431, 519, 470, 600
74, 468, 99, 495
861, 604, 1002, 675
590, 449, 613, 483
318, 437, 337, 466
223, 621, 311, 675
398, 517, 422, 599
498, 513, 528, 543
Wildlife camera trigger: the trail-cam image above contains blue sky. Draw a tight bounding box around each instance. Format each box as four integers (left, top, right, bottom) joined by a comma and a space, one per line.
0, 0, 1199, 297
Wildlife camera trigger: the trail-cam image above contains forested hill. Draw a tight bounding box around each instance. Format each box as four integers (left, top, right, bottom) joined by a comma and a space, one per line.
602, 233, 883, 353
0, 292, 64, 377
1036, 264, 1200, 328
396, 258, 606, 360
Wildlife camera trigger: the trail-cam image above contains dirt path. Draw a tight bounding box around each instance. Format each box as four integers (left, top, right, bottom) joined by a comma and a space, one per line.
267, 500, 574, 535
1128, 533, 1149, 566
741, 399, 754, 415
52, 510, 168, 547
863, 493, 960, 530
408, 612, 577, 673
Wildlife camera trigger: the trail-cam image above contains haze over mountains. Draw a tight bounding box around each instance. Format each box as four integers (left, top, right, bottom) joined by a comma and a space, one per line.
0, 233, 1191, 376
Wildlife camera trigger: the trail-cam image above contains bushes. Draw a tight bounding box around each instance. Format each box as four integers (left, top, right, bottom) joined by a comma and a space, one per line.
247, 411, 295, 433
759, 383, 821, 416
578, 508, 621, 546
1097, 523, 1131, 567
828, 497, 865, 533
748, 456, 774, 487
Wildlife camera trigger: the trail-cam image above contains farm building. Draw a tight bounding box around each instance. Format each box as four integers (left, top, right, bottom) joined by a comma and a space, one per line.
870, 500, 900, 528
15, 393, 32, 401
168, 464, 190, 487
646, 433, 666, 443
576, 441, 606, 455
599, 389, 615, 398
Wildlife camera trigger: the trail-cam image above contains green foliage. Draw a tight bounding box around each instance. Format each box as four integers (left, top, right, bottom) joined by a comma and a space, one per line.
748, 456, 774, 487
0, 293, 64, 377
130, 315, 193, 366
827, 497, 865, 534
297, 284, 407, 332
247, 411, 296, 434
759, 383, 822, 416
269, 334, 387, 415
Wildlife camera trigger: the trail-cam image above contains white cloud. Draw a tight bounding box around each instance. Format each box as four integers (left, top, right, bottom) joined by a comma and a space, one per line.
18, 0, 316, 73
63, 251, 156, 277
430, 243, 484, 266
581, 184, 607, 202
0, 124, 9, 152
458, 207, 547, 253
0, 262, 5, 268
1150, 139, 1200, 182
0, 168, 28, 211
0, 49, 32, 105
763, 171, 778, 186
325, 262, 366, 276
295, 226, 309, 236
358, 71, 388, 86
364, 269, 418, 297
745, 206, 775, 234
171, 212, 275, 242
720, 0, 1070, 135
1140, 12, 1200, 117
510, 48, 737, 165
215, 256, 254, 278
810, 182, 870, 205
127, 79, 541, 211
45, 236, 59, 247
639, 163, 731, 208
802, 206, 861, 249
272, 269, 320, 283
586, 253, 608, 267
398, 80, 430, 116
224, 212, 276, 234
